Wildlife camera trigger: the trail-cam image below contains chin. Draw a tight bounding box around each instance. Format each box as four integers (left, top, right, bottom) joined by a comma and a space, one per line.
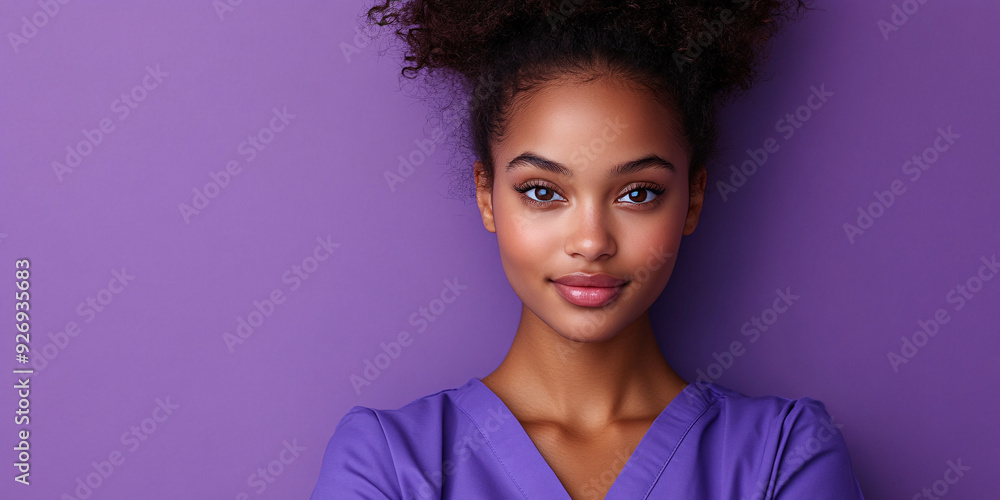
550, 314, 632, 344
559, 330, 619, 344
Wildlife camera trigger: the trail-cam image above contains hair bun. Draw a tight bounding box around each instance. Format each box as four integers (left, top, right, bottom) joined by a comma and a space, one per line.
363, 0, 809, 201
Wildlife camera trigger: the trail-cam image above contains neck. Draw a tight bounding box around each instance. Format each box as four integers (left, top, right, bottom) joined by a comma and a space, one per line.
483, 305, 687, 429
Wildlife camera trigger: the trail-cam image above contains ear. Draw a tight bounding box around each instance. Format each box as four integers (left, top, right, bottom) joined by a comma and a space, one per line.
474, 161, 496, 233
683, 167, 707, 235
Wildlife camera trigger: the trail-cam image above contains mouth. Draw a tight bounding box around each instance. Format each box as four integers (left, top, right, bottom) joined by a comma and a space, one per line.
551, 281, 627, 307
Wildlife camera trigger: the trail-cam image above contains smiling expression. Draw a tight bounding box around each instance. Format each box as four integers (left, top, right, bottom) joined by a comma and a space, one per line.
475, 73, 707, 343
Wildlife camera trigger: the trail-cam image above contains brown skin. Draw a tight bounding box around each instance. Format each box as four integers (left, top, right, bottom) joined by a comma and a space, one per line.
475, 73, 707, 499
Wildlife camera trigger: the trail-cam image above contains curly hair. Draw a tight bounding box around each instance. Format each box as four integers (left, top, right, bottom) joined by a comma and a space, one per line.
363, 0, 810, 200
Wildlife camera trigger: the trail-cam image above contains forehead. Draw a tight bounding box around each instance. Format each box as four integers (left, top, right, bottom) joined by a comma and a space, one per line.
493, 76, 689, 173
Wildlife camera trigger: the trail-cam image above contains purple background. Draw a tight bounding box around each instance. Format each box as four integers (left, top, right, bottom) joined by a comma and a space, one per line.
1, 1, 997, 498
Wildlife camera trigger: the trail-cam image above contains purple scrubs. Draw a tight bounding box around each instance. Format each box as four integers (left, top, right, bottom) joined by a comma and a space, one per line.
310, 378, 865, 499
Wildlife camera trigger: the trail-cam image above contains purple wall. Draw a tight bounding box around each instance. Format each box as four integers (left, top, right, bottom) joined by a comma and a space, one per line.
1, 1, 997, 498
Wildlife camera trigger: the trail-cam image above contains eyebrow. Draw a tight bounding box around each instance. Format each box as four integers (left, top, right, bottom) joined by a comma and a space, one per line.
504, 152, 675, 179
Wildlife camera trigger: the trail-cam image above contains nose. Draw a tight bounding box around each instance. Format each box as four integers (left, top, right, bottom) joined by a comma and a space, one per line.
564, 202, 617, 261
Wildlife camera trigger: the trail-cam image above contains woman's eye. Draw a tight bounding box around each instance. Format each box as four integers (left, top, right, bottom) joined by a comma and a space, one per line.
524, 186, 565, 203
515, 182, 664, 207
617, 188, 659, 205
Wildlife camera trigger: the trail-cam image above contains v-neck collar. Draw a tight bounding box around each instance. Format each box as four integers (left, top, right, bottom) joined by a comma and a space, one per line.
452, 377, 717, 499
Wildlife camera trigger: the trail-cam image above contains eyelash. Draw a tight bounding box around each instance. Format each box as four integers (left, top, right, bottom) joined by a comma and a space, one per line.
512, 180, 666, 209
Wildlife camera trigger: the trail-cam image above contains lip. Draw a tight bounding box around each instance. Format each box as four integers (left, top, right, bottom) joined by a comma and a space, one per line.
550, 273, 628, 308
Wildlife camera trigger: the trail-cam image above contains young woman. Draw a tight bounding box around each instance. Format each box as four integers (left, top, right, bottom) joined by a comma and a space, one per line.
312, 1, 865, 498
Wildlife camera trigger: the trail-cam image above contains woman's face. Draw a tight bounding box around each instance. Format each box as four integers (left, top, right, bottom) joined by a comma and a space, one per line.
475, 75, 706, 343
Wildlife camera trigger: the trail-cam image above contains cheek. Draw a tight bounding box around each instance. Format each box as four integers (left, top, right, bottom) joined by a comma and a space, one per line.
624, 221, 680, 273
493, 194, 558, 274
622, 197, 688, 285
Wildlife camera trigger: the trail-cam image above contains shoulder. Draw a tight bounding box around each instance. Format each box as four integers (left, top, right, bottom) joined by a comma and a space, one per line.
692, 383, 865, 499
310, 382, 473, 500
694, 382, 839, 433
310, 406, 400, 499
